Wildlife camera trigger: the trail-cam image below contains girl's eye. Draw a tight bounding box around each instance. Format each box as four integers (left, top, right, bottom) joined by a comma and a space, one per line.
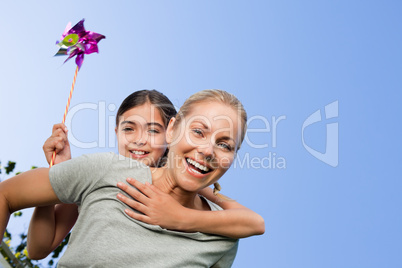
122, 127, 134, 132
217, 142, 232, 152
148, 129, 160, 134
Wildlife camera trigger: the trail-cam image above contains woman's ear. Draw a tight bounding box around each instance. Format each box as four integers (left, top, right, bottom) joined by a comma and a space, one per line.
166, 117, 176, 144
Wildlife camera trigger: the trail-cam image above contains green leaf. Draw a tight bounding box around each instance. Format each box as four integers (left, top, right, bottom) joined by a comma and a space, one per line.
62, 34, 79, 47
5, 161, 16, 175
4, 229, 12, 239
13, 211, 22, 217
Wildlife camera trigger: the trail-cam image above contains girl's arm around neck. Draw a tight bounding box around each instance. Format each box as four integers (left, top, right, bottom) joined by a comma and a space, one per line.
117, 179, 265, 239
0, 168, 61, 241
193, 187, 265, 239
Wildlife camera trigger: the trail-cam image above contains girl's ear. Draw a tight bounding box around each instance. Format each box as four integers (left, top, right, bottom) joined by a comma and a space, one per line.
166, 117, 176, 144
115, 126, 118, 135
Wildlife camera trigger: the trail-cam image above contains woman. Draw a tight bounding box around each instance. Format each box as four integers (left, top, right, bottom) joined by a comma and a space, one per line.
1, 89, 261, 267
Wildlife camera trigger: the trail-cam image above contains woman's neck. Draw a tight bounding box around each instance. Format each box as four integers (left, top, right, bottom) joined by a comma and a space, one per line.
150, 167, 204, 210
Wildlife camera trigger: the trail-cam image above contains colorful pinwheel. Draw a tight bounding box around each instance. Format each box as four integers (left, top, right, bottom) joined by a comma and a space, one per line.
55, 19, 105, 69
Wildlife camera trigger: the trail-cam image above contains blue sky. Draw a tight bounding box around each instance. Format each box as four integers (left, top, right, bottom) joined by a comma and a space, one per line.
0, 1, 401, 267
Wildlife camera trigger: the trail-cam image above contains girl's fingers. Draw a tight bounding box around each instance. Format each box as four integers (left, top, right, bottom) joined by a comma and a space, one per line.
53, 128, 68, 140
52, 123, 61, 133
52, 123, 68, 134
54, 139, 65, 152
47, 136, 65, 153
117, 182, 149, 205
124, 208, 151, 224
126, 178, 156, 198
116, 193, 148, 214
148, 183, 164, 194
44, 137, 58, 152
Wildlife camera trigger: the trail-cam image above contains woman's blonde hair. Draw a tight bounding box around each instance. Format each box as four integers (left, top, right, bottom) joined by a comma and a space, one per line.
175, 89, 247, 150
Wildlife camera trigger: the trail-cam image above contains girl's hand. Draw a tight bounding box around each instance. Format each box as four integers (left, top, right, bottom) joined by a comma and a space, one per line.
116, 178, 187, 230
43, 123, 71, 165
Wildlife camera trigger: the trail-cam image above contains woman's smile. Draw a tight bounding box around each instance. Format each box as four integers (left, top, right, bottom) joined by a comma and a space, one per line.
185, 157, 213, 178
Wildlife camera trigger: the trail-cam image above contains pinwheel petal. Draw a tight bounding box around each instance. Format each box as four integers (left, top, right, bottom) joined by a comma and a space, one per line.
75, 53, 84, 69
67, 19, 86, 35
61, 22, 72, 38
83, 41, 99, 54
86, 31, 106, 43
54, 48, 68, 56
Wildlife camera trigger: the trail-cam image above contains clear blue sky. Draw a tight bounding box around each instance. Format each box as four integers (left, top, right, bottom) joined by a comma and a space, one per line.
1, 1, 401, 267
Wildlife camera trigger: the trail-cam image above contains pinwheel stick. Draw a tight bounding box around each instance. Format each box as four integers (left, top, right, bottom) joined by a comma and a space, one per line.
50, 19, 105, 167
50, 65, 79, 167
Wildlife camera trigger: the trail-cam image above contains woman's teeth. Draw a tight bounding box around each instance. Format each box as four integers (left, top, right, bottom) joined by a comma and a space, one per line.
186, 158, 210, 172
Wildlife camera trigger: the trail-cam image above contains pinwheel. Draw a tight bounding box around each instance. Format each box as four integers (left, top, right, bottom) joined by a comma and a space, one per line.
55, 19, 105, 69
50, 19, 105, 166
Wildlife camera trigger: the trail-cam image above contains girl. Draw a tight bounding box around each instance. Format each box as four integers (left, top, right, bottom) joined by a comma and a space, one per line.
27, 89, 264, 260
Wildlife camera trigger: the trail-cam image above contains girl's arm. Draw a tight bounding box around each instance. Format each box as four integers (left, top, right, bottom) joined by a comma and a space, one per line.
197, 186, 265, 237
27, 123, 77, 260
117, 178, 265, 239
0, 168, 60, 241
27, 204, 78, 260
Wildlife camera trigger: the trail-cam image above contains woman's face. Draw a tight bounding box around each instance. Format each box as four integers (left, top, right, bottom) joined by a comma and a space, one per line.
116, 102, 167, 167
166, 101, 241, 193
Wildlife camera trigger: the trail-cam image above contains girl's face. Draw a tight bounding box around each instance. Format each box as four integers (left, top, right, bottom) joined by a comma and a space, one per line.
166, 101, 241, 193
116, 102, 167, 167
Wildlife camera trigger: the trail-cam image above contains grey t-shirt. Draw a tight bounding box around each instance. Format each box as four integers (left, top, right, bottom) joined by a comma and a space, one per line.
49, 152, 238, 267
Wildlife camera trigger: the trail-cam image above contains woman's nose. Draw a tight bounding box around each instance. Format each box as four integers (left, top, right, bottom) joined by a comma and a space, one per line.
197, 142, 215, 161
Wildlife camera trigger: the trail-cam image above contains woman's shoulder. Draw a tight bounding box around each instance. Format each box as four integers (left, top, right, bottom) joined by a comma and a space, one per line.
77, 151, 116, 162
105, 153, 152, 181
79, 152, 147, 167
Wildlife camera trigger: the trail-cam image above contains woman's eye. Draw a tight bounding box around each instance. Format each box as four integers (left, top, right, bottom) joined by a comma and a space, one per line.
192, 129, 204, 137
217, 143, 232, 152
122, 127, 134, 132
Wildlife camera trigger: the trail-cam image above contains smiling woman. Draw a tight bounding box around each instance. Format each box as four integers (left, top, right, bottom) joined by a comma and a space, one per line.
161, 93, 245, 196
0, 89, 264, 267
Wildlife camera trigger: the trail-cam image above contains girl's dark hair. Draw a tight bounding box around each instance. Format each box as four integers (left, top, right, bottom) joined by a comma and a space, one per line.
116, 89, 177, 167
116, 89, 176, 127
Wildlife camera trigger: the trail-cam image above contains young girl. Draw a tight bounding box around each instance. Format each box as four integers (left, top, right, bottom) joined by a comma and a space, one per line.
27, 89, 264, 260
